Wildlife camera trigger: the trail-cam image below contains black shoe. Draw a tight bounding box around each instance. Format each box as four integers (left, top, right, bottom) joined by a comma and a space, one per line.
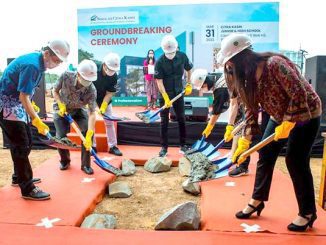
22, 186, 51, 201
235, 202, 265, 219
81, 166, 94, 175
287, 213, 317, 232
229, 166, 249, 177
109, 146, 123, 156
179, 145, 191, 154
159, 147, 168, 157
60, 162, 70, 170
12, 177, 41, 187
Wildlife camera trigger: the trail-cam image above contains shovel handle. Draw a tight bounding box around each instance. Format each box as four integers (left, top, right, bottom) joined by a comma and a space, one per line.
150, 91, 185, 119
239, 133, 275, 160
64, 114, 86, 142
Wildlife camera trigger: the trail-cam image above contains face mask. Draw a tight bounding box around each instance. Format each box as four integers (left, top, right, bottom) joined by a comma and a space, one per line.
106, 70, 116, 76
78, 76, 92, 87
44, 52, 61, 69
165, 52, 176, 60
45, 57, 59, 69
103, 65, 116, 76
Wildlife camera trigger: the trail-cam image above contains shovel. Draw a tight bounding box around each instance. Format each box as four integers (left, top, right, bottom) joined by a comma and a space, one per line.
135, 91, 185, 123
186, 120, 246, 159
237, 133, 275, 165
208, 133, 276, 180
101, 113, 130, 121
40, 131, 81, 150
191, 135, 210, 151
64, 114, 123, 176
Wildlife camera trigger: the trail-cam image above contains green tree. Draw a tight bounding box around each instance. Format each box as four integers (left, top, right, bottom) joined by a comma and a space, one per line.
125, 68, 144, 96
78, 48, 94, 63
44, 73, 59, 90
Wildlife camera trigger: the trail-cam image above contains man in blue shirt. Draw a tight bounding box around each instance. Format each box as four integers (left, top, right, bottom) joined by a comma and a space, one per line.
0, 39, 70, 200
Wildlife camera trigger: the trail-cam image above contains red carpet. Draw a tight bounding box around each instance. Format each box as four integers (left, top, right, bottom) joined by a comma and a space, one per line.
1, 224, 326, 245
0, 147, 325, 244
200, 152, 326, 235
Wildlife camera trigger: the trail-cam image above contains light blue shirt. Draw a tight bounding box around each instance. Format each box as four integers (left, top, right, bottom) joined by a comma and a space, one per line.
0, 52, 45, 123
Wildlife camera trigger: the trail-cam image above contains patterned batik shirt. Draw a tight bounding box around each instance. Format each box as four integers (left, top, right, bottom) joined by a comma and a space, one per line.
53, 71, 97, 113
0, 52, 45, 123
243, 55, 321, 137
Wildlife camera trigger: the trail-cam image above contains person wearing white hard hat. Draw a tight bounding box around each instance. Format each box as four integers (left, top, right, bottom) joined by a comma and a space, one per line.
93, 52, 122, 156
0, 39, 70, 200
191, 69, 251, 177
155, 34, 193, 157
218, 33, 321, 232
53, 59, 98, 175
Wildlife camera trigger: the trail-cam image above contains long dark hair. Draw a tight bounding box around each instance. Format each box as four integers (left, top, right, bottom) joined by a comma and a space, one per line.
225, 48, 289, 112
146, 49, 155, 64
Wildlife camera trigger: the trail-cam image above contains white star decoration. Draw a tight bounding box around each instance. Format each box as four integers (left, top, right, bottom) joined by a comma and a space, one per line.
225, 181, 236, 187
102, 156, 115, 161
36, 217, 61, 228
241, 223, 261, 233
82, 177, 95, 183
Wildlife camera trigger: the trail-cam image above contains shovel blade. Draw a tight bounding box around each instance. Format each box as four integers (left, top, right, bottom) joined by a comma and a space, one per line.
40, 138, 81, 150
214, 158, 232, 174
201, 144, 215, 156
212, 157, 228, 165
93, 158, 122, 176
208, 151, 221, 161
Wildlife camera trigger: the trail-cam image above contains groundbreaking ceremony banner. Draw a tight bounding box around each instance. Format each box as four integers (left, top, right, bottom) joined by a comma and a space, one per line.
78, 2, 279, 105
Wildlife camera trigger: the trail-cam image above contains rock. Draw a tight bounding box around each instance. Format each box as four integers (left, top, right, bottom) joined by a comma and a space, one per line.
144, 157, 172, 173
155, 201, 200, 230
108, 181, 132, 198
122, 159, 136, 176
80, 214, 116, 229
182, 178, 201, 195
187, 152, 218, 182
178, 157, 191, 176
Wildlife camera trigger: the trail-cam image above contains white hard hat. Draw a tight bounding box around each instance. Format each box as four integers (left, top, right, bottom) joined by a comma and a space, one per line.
161, 34, 178, 54
217, 33, 252, 66
103, 52, 120, 71
191, 69, 208, 90
47, 39, 70, 62
77, 59, 98, 84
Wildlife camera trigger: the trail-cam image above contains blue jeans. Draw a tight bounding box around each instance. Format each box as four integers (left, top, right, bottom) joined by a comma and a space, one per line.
252, 117, 320, 215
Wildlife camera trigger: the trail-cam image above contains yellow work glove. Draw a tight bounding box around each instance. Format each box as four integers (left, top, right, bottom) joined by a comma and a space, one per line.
232, 137, 251, 164
84, 130, 94, 151
99, 101, 108, 114
57, 101, 66, 117
162, 92, 172, 108
32, 117, 49, 136
224, 124, 234, 142
184, 83, 192, 96
31, 101, 40, 113
274, 121, 296, 141
202, 123, 214, 138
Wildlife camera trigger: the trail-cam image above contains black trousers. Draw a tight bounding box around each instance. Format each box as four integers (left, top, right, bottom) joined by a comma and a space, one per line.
159, 96, 186, 149
53, 109, 91, 168
0, 110, 35, 195
252, 117, 320, 216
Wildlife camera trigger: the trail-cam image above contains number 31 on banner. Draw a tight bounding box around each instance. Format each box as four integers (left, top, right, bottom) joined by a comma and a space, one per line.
202, 24, 218, 43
